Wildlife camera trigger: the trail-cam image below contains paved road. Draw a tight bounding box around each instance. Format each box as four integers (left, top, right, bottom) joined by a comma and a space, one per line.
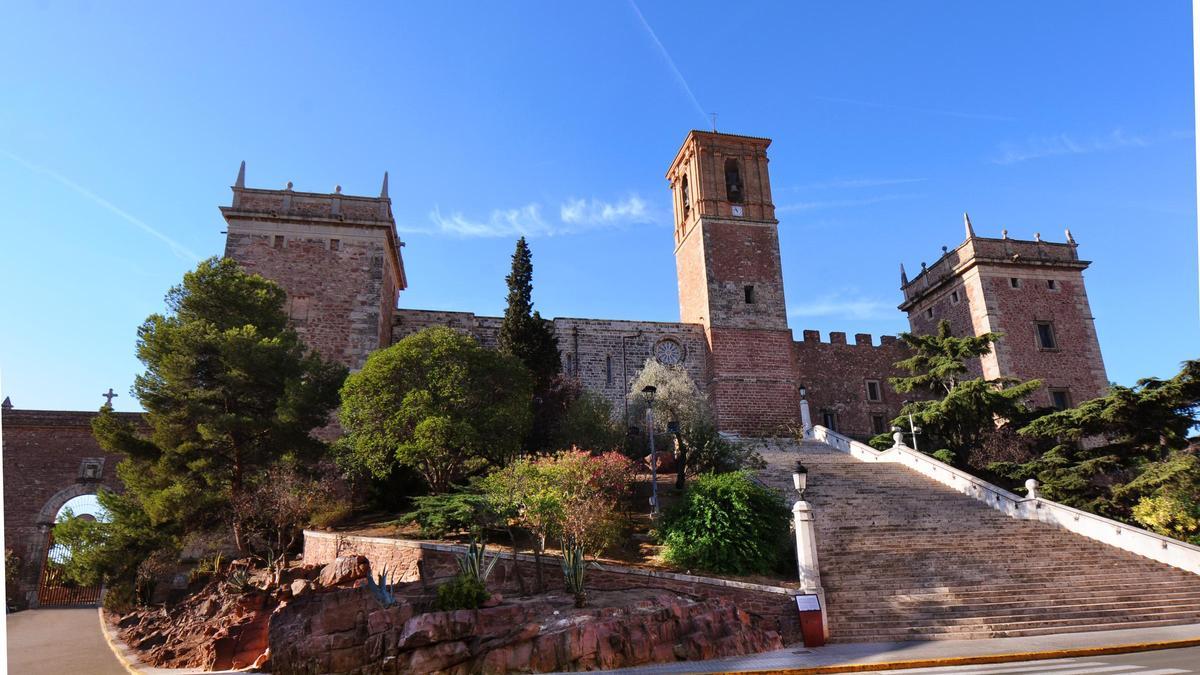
7, 607, 126, 675
858, 646, 1200, 674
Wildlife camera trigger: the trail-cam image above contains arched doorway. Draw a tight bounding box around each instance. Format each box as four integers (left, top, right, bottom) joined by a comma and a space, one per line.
36, 491, 106, 606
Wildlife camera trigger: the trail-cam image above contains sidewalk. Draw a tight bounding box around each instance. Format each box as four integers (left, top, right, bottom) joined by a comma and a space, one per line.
603, 623, 1200, 674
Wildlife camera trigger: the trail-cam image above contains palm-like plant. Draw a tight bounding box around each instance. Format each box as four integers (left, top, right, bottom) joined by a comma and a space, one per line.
561, 540, 587, 608
457, 539, 500, 583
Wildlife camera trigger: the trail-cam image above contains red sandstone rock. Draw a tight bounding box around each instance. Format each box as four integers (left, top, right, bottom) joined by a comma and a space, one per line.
317, 554, 370, 588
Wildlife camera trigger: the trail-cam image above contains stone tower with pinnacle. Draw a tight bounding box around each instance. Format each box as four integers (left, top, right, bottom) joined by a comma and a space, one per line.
667, 131, 799, 434
220, 164, 407, 370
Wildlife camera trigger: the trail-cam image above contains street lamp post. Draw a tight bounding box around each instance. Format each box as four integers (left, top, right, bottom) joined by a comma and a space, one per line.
642, 385, 659, 516
798, 383, 811, 435
900, 399, 922, 451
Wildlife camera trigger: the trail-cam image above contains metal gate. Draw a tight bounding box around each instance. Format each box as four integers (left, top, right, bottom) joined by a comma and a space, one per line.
37, 533, 101, 606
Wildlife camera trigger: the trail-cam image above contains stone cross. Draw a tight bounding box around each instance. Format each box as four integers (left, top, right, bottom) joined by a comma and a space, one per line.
102, 388, 118, 407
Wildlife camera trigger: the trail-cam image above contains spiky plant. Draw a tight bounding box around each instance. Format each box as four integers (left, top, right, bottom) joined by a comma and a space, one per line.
561, 541, 587, 608
457, 539, 500, 584
366, 564, 398, 608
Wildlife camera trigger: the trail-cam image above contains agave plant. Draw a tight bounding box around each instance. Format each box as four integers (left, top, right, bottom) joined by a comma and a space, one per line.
457, 539, 499, 584
561, 540, 587, 608
366, 563, 398, 607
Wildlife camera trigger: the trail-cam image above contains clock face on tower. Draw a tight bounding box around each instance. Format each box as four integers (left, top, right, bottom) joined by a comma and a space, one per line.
654, 338, 684, 366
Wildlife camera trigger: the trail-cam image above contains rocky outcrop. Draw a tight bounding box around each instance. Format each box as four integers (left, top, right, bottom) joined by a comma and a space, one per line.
269, 586, 783, 674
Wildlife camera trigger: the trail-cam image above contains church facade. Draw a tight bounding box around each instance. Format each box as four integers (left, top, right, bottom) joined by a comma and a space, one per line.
220, 130, 1110, 438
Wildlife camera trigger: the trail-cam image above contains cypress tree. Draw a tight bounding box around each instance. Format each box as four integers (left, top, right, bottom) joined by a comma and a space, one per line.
498, 237, 560, 391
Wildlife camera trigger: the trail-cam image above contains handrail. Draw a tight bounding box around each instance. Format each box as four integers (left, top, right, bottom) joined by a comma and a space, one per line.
809, 425, 1200, 576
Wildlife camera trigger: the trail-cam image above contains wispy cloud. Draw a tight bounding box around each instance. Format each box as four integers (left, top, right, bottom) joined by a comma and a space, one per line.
427, 194, 656, 238
628, 0, 708, 124
991, 128, 1160, 165
789, 293, 897, 321
777, 193, 921, 213
811, 95, 1016, 122
0, 148, 199, 261
560, 195, 652, 226
787, 177, 927, 191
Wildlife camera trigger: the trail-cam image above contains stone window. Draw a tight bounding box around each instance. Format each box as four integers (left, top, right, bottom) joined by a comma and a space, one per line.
724, 158, 744, 204
866, 380, 882, 402
871, 415, 887, 435
289, 296, 311, 322
680, 175, 691, 217
744, 285, 756, 304
565, 353, 575, 376
821, 410, 837, 431
1050, 388, 1071, 410
273, 235, 284, 249
1010, 277, 1021, 289
78, 458, 104, 482
1036, 322, 1057, 350
330, 238, 340, 251
605, 355, 613, 386
950, 290, 960, 304
925, 308, 934, 319
1047, 279, 1057, 290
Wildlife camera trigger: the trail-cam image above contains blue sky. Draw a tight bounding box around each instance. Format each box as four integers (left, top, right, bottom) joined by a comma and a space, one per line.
0, 2, 1196, 412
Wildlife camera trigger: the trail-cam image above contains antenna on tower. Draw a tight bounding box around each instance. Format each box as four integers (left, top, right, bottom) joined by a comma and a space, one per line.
709, 113, 718, 132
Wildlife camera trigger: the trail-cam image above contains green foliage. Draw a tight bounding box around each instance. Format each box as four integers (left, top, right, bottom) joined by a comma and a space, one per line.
338, 326, 534, 492
408, 487, 497, 538
931, 449, 957, 465
497, 237, 560, 391
868, 320, 1043, 468
482, 450, 631, 557
658, 471, 790, 575
52, 488, 175, 590
686, 419, 764, 474
102, 581, 138, 614
997, 359, 1200, 527
92, 257, 346, 556
433, 574, 489, 611
457, 539, 500, 583
556, 388, 623, 452
5, 549, 22, 609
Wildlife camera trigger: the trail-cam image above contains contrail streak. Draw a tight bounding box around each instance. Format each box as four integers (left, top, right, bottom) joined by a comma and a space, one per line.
0, 148, 200, 261
628, 0, 708, 124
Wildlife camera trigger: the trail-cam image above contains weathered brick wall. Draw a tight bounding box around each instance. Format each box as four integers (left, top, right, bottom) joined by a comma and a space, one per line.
393, 309, 709, 426
792, 331, 910, 440
707, 328, 799, 435
303, 531, 802, 643
1, 408, 133, 603
902, 235, 1108, 408
221, 185, 404, 371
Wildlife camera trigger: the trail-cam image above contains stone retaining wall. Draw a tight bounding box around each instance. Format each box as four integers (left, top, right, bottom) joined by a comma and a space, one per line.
303, 530, 802, 643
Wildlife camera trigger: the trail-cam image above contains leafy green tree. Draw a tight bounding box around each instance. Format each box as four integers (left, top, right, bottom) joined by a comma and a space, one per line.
339, 326, 533, 493
497, 237, 562, 453
52, 486, 176, 601
497, 237, 561, 391
629, 359, 756, 487
996, 359, 1200, 528
91, 257, 346, 554
555, 386, 623, 452
869, 320, 1043, 468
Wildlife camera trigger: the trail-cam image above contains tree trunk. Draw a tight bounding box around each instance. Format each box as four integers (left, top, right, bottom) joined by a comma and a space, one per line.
507, 527, 527, 595
674, 433, 687, 490
533, 536, 545, 593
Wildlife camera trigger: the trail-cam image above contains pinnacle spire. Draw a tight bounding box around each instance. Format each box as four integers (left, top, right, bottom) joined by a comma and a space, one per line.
963, 212, 975, 238
235, 160, 246, 188
380, 171, 389, 199
1065, 228, 1076, 244
900, 262, 909, 286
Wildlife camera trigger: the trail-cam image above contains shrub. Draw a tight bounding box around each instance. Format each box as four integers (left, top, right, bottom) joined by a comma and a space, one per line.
433, 574, 489, 611
408, 489, 495, 538
102, 581, 137, 614
687, 420, 764, 474
659, 471, 789, 575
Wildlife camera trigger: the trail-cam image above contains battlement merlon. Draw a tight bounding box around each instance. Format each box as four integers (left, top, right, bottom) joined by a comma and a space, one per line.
899, 233, 1088, 311
219, 180, 407, 292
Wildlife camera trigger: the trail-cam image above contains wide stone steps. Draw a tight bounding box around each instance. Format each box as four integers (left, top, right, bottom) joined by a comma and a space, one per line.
754, 438, 1200, 642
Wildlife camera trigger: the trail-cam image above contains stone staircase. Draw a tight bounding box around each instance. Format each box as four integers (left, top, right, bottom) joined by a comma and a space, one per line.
756, 438, 1200, 642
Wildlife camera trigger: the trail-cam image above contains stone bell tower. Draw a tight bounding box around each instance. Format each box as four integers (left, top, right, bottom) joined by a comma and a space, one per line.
667, 131, 798, 434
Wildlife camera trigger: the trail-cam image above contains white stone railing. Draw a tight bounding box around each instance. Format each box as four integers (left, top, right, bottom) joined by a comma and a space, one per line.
810, 425, 1200, 576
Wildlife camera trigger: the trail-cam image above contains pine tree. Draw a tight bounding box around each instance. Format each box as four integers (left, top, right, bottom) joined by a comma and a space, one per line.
498, 237, 560, 390
870, 320, 1043, 468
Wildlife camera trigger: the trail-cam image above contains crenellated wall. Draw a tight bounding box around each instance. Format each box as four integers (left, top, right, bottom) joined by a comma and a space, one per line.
792, 330, 909, 441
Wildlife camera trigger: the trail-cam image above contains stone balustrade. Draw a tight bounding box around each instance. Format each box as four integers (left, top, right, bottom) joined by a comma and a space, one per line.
811, 425, 1200, 576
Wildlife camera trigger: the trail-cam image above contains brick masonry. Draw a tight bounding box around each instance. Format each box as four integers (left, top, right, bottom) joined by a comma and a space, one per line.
1, 408, 134, 605
302, 530, 803, 643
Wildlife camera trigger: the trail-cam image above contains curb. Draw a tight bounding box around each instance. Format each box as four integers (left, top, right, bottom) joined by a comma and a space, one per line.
729, 637, 1200, 674
97, 607, 144, 675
